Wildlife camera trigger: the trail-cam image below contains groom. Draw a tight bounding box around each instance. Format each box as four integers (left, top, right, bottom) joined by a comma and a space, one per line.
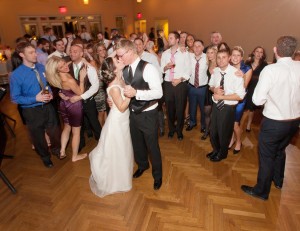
116, 39, 163, 190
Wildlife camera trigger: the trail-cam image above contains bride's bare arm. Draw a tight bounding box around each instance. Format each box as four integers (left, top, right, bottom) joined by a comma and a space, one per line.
109, 87, 130, 112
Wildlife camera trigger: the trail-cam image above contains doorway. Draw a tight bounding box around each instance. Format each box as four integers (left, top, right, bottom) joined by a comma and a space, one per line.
134, 20, 147, 35
154, 19, 169, 39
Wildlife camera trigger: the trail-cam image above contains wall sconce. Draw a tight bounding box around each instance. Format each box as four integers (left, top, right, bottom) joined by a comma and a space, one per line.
83, 0, 89, 4
137, 0, 142, 3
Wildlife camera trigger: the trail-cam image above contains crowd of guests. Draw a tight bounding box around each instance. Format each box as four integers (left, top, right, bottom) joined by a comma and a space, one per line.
6, 27, 300, 199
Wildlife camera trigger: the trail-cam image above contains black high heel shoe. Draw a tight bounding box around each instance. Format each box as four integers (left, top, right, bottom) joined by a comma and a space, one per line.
201, 132, 209, 140
233, 144, 242, 154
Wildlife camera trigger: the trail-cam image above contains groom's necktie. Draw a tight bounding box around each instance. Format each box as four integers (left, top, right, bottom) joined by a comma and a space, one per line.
128, 66, 133, 83
216, 72, 226, 111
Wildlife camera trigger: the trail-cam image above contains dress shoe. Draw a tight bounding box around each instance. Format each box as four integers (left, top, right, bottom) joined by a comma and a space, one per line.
206, 151, 217, 159
233, 144, 242, 155
210, 154, 227, 162
133, 168, 148, 178
200, 128, 206, 133
43, 159, 54, 168
177, 132, 184, 141
241, 185, 268, 200
274, 182, 282, 189
184, 115, 190, 125
159, 130, 165, 137
201, 133, 209, 140
185, 124, 196, 131
154, 178, 162, 190
168, 131, 175, 139
51, 149, 60, 159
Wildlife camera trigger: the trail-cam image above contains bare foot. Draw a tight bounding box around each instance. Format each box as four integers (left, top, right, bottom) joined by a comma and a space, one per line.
72, 153, 88, 162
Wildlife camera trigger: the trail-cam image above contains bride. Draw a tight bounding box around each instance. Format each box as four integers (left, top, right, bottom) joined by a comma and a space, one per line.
89, 57, 133, 197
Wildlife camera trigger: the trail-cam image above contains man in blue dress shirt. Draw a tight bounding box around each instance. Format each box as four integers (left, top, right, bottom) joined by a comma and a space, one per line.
10, 42, 61, 168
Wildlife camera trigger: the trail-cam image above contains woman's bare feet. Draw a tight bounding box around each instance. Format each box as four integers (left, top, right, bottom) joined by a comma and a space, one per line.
72, 153, 88, 162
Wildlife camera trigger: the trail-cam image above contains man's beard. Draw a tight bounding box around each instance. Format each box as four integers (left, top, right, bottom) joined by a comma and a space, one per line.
42, 48, 49, 54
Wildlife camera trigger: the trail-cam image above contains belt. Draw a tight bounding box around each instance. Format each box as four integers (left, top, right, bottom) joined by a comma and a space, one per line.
189, 83, 208, 88
213, 102, 236, 108
31, 103, 49, 108
83, 97, 94, 103
264, 116, 300, 122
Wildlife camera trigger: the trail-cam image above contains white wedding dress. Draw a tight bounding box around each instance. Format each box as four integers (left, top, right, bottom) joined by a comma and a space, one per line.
89, 85, 133, 197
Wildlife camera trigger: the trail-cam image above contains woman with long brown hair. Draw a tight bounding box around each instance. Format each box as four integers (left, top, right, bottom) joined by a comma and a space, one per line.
93, 43, 108, 126
244, 46, 268, 132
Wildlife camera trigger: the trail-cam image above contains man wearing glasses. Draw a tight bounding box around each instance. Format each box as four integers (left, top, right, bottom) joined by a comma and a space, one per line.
116, 39, 163, 190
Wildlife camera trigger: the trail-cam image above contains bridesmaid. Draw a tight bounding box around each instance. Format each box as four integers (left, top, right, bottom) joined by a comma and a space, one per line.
244, 46, 268, 132
228, 46, 252, 153
46, 56, 87, 162
201, 45, 218, 140
186, 34, 195, 53
93, 43, 108, 126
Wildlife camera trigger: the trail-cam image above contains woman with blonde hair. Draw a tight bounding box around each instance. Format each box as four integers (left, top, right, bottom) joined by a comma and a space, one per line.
201, 45, 218, 140
46, 56, 87, 162
228, 46, 252, 153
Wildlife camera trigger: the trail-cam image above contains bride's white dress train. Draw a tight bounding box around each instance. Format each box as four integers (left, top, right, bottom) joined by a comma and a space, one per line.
89, 85, 133, 197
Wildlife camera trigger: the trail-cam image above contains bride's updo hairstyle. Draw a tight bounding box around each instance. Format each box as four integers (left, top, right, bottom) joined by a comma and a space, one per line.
100, 57, 116, 85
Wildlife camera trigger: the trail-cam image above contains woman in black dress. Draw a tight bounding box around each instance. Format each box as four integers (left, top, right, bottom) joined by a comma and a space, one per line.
244, 46, 268, 132
201, 45, 218, 140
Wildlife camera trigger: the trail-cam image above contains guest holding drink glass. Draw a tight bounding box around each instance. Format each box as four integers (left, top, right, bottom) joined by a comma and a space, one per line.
10, 42, 61, 168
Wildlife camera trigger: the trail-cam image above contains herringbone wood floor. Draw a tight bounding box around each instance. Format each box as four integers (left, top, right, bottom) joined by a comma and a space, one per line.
1, 89, 299, 231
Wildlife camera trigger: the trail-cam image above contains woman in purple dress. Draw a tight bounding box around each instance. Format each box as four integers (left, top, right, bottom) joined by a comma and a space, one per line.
46, 56, 87, 162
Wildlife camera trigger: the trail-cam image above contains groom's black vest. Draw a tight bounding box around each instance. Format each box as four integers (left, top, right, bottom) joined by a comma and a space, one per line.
123, 60, 157, 114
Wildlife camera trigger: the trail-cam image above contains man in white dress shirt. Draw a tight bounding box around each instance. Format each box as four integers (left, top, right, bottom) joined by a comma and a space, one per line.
48, 39, 68, 59
68, 44, 101, 150
161, 31, 191, 140
186, 39, 208, 133
80, 26, 92, 42
116, 39, 163, 190
203, 31, 222, 53
207, 49, 245, 162
134, 38, 165, 136
241, 36, 300, 200
134, 38, 161, 80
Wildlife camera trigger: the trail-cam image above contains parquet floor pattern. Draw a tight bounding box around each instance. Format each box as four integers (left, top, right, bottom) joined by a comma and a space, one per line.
0, 91, 299, 231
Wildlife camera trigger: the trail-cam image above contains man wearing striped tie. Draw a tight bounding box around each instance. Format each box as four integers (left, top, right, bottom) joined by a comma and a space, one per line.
186, 39, 208, 133
206, 49, 245, 162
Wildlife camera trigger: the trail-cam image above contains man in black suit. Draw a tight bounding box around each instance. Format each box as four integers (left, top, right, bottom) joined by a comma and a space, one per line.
116, 39, 163, 190
68, 44, 101, 149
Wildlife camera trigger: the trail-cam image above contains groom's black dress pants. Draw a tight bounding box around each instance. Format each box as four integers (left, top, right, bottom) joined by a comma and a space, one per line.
130, 108, 162, 180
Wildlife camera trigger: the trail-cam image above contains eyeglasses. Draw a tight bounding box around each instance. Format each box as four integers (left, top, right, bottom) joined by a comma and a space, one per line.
116, 50, 129, 60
